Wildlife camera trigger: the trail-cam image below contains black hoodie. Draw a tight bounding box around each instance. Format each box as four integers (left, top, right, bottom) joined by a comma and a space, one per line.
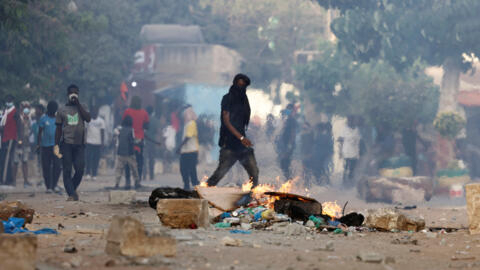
218, 74, 251, 151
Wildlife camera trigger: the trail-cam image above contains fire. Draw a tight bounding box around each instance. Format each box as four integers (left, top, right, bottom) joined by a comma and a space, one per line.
322, 201, 342, 219
278, 177, 299, 193
241, 180, 253, 192
198, 176, 209, 187
251, 183, 275, 199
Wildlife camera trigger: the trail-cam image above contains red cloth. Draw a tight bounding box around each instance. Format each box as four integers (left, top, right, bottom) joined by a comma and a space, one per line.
171, 112, 180, 132
123, 108, 149, 139
2, 108, 18, 142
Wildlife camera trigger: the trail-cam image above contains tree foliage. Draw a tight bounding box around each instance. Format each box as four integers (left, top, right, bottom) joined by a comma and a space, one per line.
296, 43, 439, 131
317, 0, 480, 71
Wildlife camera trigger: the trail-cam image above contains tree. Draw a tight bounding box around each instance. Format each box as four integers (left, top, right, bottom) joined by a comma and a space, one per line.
0, 0, 72, 100
201, 0, 327, 88
296, 43, 439, 132
316, 0, 480, 113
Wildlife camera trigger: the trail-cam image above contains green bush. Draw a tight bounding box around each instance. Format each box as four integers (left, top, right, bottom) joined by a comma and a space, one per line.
433, 112, 466, 139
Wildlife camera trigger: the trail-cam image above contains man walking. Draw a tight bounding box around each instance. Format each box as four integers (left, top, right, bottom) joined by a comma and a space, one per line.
206, 74, 259, 190
55, 84, 91, 201
276, 103, 298, 180
13, 104, 32, 187
85, 107, 105, 180
38, 101, 62, 193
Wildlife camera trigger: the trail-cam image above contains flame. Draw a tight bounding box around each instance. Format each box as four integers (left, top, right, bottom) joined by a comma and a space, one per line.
242, 180, 253, 192
251, 183, 275, 199
322, 201, 342, 219
198, 176, 209, 187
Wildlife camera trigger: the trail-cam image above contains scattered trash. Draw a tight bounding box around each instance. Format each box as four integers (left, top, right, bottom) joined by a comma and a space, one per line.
357, 252, 385, 263
2, 217, 57, 234
215, 222, 231, 228
314, 241, 334, 252
222, 236, 243, 247
391, 236, 418, 245
230, 229, 251, 234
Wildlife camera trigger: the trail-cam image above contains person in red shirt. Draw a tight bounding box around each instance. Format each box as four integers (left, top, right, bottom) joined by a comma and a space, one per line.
0, 95, 23, 186
122, 96, 149, 188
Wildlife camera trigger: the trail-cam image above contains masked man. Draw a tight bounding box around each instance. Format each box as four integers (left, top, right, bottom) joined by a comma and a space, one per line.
206, 74, 259, 203
55, 84, 91, 201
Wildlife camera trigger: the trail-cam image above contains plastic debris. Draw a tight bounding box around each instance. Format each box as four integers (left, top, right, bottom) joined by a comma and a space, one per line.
214, 222, 231, 228
2, 217, 57, 234
230, 229, 251, 234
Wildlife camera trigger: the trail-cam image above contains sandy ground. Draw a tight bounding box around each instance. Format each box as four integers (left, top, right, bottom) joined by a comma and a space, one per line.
1, 166, 477, 270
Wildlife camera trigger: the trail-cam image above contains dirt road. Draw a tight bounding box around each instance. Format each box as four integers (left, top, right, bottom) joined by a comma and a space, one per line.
1, 173, 477, 270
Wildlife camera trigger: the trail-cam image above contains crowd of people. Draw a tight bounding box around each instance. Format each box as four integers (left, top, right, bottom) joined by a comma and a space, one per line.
0, 74, 446, 201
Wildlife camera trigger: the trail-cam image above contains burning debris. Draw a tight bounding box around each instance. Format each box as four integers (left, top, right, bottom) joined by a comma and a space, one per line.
182, 178, 366, 233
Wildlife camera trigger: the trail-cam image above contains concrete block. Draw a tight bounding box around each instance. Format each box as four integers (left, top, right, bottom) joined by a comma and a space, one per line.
0, 234, 37, 270
365, 208, 425, 232
0, 201, 35, 223
105, 215, 176, 257
108, 190, 136, 204
466, 183, 480, 234
156, 199, 209, 229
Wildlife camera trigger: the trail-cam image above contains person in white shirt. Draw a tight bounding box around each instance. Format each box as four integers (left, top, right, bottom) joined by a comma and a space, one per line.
338, 116, 361, 188
177, 106, 199, 190
85, 108, 105, 180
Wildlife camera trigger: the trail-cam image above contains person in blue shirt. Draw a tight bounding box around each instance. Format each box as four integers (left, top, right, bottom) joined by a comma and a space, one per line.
37, 101, 62, 193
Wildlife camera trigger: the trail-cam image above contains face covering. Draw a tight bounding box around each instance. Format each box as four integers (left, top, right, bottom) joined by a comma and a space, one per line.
5, 102, 13, 108
23, 108, 30, 115
68, 93, 78, 102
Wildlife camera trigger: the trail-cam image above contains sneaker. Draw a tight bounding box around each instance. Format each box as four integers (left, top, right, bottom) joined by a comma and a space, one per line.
67, 192, 79, 201
53, 186, 64, 195
85, 175, 91, 180
92, 176, 97, 181
46, 189, 53, 194
123, 185, 131, 190
23, 181, 32, 188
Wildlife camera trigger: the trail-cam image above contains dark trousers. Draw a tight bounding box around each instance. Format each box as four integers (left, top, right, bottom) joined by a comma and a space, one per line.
125, 143, 144, 186
279, 153, 293, 180
207, 148, 259, 187
145, 144, 155, 180
61, 143, 85, 196
0, 140, 16, 185
41, 146, 61, 190
85, 144, 101, 177
343, 158, 358, 187
180, 152, 199, 190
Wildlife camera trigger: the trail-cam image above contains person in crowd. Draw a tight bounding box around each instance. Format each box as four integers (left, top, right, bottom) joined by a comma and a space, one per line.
122, 96, 149, 188
276, 103, 298, 180
312, 122, 333, 185
55, 84, 91, 201
162, 121, 176, 174
206, 74, 259, 194
38, 101, 62, 193
300, 122, 315, 187
177, 106, 199, 190
12, 103, 32, 187
0, 94, 23, 186
265, 113, 275, 140
144, 106, 158, 180
338, 116, 361, 188
31, 104, 45, 183
114, 116, 140, 189
197, 114, 216, 165
85, 107, 105, 180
